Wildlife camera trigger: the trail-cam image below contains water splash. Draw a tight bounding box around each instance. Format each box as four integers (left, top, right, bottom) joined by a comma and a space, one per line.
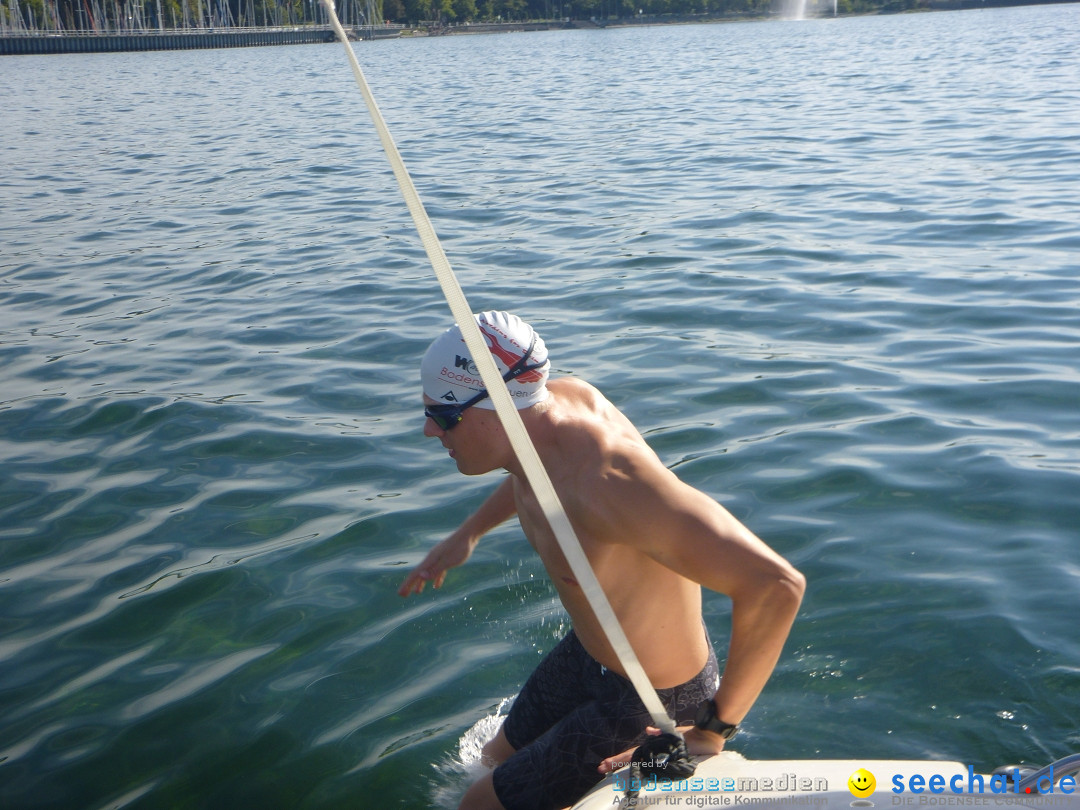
430, 697, 514, 809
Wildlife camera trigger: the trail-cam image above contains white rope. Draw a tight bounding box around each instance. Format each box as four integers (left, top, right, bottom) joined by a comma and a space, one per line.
318, 1, 676, 736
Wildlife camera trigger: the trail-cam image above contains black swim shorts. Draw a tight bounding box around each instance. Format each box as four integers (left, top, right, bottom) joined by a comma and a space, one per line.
492, 629, 720, 810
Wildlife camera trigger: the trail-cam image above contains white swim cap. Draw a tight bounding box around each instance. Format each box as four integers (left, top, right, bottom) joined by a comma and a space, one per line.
421, 311, 550, 410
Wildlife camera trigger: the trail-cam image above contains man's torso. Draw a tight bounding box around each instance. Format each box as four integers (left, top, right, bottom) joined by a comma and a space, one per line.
512, 378, 711, 688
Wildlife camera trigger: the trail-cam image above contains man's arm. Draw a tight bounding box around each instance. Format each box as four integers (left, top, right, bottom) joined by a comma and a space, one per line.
698, 548, 803, 745
667, 490, 804, 727
398, 476, 519, 597
591, 464, 805, 751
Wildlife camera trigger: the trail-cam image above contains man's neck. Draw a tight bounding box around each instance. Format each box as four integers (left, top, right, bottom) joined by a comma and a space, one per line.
498, 406, 551, 483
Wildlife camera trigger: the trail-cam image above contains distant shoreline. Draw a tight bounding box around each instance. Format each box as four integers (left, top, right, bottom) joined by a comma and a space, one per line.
1, 0, 1075, 55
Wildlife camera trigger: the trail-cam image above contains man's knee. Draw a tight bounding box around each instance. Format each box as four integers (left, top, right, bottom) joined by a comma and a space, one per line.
458, 770, 506, 810
481, 726, 516, 768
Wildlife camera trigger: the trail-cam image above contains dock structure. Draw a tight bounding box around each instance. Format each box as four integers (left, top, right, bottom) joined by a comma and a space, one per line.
0, 27, 344, 53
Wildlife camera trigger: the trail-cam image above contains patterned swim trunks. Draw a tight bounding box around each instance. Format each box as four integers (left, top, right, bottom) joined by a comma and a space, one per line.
492, 628, 720, 810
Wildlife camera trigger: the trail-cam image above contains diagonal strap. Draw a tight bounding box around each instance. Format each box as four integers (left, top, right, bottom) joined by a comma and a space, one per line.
318, 0, 677, 736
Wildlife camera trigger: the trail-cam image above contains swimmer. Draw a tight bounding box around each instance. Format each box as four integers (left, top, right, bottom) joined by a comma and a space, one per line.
400, 311, 805, 810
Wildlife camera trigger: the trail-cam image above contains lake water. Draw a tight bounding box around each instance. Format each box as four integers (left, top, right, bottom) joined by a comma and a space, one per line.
2, 5, 1079, 808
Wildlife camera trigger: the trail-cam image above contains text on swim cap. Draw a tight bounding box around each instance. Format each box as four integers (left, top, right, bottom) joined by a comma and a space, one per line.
439, 366, 534, 397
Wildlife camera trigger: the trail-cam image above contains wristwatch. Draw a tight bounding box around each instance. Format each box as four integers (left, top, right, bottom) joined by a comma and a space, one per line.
694, 699, 739, 740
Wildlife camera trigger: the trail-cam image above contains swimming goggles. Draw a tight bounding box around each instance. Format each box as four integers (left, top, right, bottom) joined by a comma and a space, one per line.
424, 335, 544, 431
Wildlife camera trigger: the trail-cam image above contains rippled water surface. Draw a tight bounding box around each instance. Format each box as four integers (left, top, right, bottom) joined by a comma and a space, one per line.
2, 6, 1079, 808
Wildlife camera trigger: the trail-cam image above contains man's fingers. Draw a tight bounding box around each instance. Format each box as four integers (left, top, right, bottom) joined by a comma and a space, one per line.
598, 744, 637, 774
597, 727, 665, 774
399, 566, 447, 597
398, 571, 425, 597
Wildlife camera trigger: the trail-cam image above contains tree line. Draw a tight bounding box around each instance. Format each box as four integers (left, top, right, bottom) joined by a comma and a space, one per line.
7, 0, 1059, 34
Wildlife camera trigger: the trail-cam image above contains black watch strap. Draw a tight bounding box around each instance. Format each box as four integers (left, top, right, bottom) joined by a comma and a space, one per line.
694, 698, 739, 740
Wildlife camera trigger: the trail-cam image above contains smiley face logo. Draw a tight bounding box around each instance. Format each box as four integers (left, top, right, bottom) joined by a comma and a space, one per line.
848, 768, 876, 798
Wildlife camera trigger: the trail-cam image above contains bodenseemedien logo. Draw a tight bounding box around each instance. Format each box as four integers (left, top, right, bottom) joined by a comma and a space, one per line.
612, 769, 829, 797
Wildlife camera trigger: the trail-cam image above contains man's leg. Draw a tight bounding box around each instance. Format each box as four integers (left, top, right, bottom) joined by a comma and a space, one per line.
463, 632, 599, 810
457, 726, 514, 810
459, 770, 506, 810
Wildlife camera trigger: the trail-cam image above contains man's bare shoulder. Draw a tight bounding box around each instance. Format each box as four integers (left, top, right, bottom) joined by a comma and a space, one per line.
540, 377, 674, 501
544, 377, 640, 446
545, 375, 605, 405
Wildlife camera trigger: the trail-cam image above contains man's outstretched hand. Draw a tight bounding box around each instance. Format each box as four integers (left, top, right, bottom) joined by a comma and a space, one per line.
398, 532, 474, 596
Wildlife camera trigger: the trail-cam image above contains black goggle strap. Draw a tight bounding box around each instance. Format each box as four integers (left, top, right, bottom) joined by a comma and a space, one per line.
502, 333, 540, 381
